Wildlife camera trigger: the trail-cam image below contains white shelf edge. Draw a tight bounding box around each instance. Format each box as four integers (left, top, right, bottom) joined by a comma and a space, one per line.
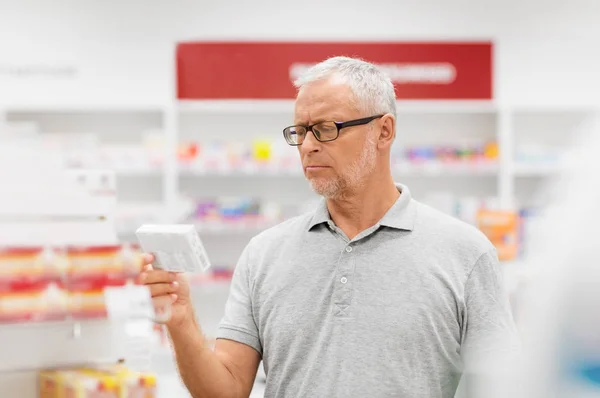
178, 167, 303, 177
395, 162, 499, 176
395, 100, 497, 114
178, 99, 294, 114
177, 99, 497, 114
511, 104, 600, 114
195, 220, 279, 234
177, 162, 499, 178
2, 104, 167, 113
117, 220, 280, 237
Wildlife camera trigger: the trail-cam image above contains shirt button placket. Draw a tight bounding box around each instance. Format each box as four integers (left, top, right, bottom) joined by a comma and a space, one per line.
333, 244, 355, 317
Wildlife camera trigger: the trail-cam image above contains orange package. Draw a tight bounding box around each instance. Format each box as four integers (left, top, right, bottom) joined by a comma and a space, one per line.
476, 209, 519, 261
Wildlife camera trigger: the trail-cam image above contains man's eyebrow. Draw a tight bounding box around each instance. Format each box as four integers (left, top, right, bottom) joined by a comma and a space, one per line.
294, 116, 340, 126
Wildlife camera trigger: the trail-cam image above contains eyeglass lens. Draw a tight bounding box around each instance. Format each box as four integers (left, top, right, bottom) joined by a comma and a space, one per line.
285, 122, 338, 145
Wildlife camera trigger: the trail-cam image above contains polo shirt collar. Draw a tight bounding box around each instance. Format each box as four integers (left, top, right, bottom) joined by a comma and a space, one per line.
308, 183, 417, 232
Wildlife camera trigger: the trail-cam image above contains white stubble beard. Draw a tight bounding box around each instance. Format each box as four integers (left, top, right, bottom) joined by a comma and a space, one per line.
307, 133, 378, 199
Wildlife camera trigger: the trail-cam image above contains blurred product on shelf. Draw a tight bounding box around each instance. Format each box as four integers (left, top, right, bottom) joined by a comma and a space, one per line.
476, 209, 519, 261
178, 139, 301, 174
252, 139, 272, 162
517, 207, 542, 259
178, 142, 199, 162
421, 193, 498, 226
402, 141, 499, 164
114, 196, 286, 237
0, 244, 144, 323
179, 139, 501, 175
421, 193, 530, 262
194, 197, 277, 222
39, 363, 157, 398
190, 197, 284, 231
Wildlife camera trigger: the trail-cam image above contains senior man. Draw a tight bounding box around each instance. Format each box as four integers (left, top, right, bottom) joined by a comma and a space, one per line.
140, 56, 519, 398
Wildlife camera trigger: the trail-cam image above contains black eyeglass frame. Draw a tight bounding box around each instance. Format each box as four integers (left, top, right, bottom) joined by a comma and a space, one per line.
282, 114, 385, 146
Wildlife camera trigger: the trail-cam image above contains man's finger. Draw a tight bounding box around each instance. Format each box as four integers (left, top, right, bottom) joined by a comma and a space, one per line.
139, 269, 176, 284
142, 253, 155, 264
148, 281, 179, 298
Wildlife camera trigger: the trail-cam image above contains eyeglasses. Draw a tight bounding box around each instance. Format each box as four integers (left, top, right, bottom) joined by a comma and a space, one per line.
282, 114, 384, 146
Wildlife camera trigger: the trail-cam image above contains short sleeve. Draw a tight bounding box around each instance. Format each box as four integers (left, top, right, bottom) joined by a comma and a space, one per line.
461, 249, 521, 363
216, 243, 262, 356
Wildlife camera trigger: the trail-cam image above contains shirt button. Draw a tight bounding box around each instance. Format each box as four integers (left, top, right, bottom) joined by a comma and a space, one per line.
345, 246, 353, 253
340, 277, 348, 284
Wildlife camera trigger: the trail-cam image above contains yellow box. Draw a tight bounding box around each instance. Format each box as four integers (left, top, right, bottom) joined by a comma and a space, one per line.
78, 366, 157, 398
62, 370, 119, 398
39, 370, 81, 398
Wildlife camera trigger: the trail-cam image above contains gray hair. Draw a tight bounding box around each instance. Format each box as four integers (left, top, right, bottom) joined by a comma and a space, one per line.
292, 56, 397, 120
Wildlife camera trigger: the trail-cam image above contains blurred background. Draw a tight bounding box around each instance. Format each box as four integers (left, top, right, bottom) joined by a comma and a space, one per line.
0, 0, 599, 397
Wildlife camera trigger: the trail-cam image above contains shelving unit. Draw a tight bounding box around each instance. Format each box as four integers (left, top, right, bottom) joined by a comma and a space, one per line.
3, 102, 598, 233
0, 106, 170, 231
0, 137, 161, 397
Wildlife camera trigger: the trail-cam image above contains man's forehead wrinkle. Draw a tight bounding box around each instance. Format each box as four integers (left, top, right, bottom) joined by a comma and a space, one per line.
295, 105, 348, 125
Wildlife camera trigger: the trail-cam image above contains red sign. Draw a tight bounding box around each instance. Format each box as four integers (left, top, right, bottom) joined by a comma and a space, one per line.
176, 41, 493, 100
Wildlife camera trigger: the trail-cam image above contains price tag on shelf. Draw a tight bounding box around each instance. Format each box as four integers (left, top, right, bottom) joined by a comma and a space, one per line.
104, 284, 155, 321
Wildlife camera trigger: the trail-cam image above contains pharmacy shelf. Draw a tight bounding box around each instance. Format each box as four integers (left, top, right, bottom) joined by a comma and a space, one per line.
0, 318, 156, 396
0, 139, 162, 397
0, 105, 170, 214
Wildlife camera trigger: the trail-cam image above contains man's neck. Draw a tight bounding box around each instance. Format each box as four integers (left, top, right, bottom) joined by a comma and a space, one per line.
326, 175, 400, 240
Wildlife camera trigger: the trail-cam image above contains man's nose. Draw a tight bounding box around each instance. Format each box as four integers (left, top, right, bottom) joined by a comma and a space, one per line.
299, 130, 321, 153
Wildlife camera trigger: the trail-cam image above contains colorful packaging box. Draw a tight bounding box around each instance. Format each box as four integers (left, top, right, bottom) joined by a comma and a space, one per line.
0, 247, 69, 323
476, 209, 520, 261
39, 366, 157, 398
66, 245, 144, 319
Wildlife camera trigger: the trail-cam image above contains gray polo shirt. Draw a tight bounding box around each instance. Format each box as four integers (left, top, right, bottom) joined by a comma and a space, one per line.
217, 183, 519, 398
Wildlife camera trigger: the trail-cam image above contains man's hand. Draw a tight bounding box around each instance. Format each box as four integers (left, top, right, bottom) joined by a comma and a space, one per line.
138, 253, 194, 329
137, 253, 261, 398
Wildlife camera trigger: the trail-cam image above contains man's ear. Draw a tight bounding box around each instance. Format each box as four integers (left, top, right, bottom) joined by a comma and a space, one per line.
378, 114, 396, 149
